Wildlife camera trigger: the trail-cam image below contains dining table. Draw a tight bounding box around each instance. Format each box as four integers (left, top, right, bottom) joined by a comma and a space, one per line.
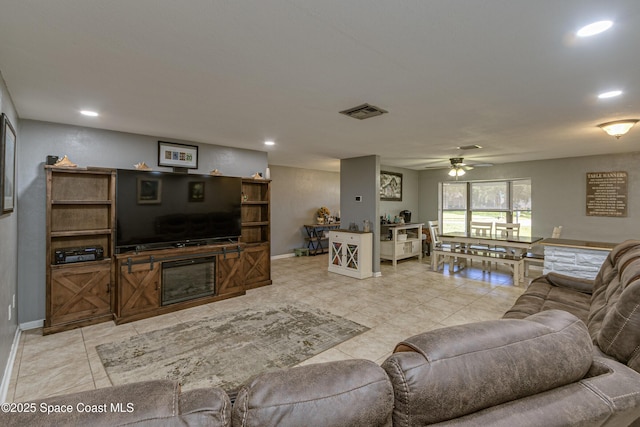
432, 231, 544, 283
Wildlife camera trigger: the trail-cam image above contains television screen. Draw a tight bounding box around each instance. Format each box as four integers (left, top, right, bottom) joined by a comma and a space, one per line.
115, 169, 242, 252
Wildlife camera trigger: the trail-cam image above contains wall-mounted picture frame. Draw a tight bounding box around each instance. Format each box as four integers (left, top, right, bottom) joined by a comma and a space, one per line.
158, 141, 198, 169
188, 181, 205, 202
137, 177, 162, 204
380, 171, 403, 201
1, 113, 16, 214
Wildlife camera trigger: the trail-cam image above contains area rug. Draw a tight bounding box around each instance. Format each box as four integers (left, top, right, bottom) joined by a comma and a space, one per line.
96, 303, 368, 393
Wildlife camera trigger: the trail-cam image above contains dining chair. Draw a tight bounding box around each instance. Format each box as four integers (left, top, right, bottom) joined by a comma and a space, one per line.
470, 221, 493, 238
427, 220, 464, 271
495, 222, 520, 238
469, 221, 493, 269
493, 222, 521, 269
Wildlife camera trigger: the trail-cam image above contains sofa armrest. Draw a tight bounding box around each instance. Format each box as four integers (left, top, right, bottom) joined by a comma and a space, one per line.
534, 271, 595, 294
0, 380, 231, 427
382, 310, 594, 426
430, 357, 640, 427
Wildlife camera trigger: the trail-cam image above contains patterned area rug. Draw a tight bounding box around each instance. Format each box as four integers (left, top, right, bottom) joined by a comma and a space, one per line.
96, 303, 368, 393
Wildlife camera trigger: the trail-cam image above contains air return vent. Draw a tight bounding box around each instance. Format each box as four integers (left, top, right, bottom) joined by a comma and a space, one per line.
457, 144, 482, 150
339, 103, 388, 120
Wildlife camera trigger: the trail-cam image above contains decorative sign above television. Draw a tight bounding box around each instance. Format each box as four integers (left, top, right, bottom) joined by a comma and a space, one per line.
586, 171, 627, 217
158, 141, 198, 169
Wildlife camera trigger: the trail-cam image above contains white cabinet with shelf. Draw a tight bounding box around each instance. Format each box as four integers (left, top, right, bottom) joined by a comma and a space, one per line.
328, 230, 373, 279
380, 223, 424, 267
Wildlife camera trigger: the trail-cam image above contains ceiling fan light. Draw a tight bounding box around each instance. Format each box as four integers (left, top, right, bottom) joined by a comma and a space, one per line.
457, 168, 466, 176
448, 168, 457, 177
598, 119, 639, 138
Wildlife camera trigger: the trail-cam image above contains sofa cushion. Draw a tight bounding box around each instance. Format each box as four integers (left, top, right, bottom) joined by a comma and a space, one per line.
381, 310, 593, 426
588, 240, 640, 373
232, 359, 393, 427
1, 380, 231, 427
503, 279, 591, 322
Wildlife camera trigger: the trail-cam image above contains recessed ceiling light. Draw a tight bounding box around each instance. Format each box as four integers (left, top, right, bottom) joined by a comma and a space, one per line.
598, 90, 623, 99
577, 20, 613, 37
264, 140, 275, 146
80, 110, 99, 117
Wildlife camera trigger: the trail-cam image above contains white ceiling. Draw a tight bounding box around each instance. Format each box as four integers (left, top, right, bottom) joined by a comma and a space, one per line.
1, 1, 639, 172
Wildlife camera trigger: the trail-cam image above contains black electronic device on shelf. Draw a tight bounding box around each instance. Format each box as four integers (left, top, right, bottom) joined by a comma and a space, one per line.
54, 246, 104, 264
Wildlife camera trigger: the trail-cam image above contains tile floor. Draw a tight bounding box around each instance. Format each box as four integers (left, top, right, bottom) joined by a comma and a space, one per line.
6, 255, 533, 402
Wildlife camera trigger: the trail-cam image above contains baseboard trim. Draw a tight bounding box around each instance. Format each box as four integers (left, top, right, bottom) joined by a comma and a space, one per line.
373, 271, 382, 277
0, 327, 21, 403
271, 253, 296, 260
19, 319, 44, 331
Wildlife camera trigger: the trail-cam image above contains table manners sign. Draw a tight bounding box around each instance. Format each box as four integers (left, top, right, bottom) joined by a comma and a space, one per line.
586, 171, 628, 217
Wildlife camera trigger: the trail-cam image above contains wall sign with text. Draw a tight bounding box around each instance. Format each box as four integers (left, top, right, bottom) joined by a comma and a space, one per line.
586, 171, 628, 217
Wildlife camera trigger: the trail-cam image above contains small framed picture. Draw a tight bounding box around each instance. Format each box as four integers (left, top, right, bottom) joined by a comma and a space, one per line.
137, 178, 162, 204
380, 171, 403, 201
188, 181, 205, 202
1, 113, 16, 214
158, 141, 198, 169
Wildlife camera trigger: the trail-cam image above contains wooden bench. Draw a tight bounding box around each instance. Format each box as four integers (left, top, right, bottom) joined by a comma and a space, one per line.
431, 247, 525, 284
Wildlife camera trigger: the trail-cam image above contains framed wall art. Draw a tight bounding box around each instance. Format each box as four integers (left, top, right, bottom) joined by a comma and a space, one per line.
1, 113, 16, 214
158, 141, 198, 169
380, 171, 402, 201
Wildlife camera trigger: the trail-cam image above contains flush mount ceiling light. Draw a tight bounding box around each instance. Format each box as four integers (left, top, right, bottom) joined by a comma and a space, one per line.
598, 90, 623, 99
598, 119, 639, 139
264, 140, 275, 146
577, 20, 613, 37
80, 110, 99, 117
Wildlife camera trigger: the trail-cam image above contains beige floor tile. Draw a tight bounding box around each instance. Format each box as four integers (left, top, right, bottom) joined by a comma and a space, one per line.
14, 360, 93, 402
128, 313, 179, 335
9, 254, 525, 402
296, 348, 353, 366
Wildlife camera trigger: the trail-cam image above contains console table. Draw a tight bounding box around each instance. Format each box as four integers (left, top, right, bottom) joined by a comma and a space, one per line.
540, 238, 616, 279
304, 223, 341, 255
380, 223, 424, 267
328, 230, 373, 279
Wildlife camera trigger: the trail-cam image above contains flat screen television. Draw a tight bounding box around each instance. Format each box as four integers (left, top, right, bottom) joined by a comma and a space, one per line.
115, 169, 242, 253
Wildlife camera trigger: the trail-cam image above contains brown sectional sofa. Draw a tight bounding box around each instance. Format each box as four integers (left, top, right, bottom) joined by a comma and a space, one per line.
4, 240, 640, 426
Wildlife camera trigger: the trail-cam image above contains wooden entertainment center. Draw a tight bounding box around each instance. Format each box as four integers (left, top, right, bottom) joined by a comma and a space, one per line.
44, 166, 271, 334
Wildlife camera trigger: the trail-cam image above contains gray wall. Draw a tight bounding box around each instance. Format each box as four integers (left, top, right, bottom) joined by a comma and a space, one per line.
418, 152, 640, 242
340, 155, 380, 273
0, 71, 18, 393
380, 166, 419, 223
17, 120, 267, 324
269, 165, 340, 256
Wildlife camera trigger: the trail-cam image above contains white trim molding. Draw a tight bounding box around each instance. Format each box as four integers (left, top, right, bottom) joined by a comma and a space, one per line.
0, 327, 21, 403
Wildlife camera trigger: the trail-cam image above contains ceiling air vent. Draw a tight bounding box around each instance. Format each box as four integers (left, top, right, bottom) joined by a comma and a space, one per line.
339, 103, 388, 120
457, 144, 482, 150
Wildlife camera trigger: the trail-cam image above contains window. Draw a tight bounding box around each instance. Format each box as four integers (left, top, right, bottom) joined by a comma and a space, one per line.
440, 179, 531, 236
441, 182, 467, 233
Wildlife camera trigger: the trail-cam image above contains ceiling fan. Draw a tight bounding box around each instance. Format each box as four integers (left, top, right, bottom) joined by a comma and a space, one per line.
447, 157, 472, 178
